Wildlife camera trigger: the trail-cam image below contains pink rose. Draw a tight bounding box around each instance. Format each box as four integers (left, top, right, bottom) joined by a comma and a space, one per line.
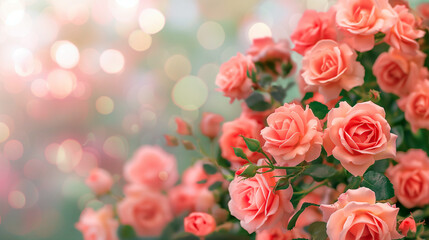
320, 187, 402, 240
399, 217, 417, 236
219, 116, 264, 168
184, 212, 216, 237
301, 40, 364, 101
261, 103, 323, 166
168, 184, 197, 216
117, 185, 173, 237
397, 80, 429, 132
336, 0, 397, 51
215, 53, 255, 102
256, 226, 310, 240
175, 117, 192, 135
373, 48, 427, 96
385, 5, 425, 55
124, 145, 178, 190
323, 101, 397, 176
85, 168, 113, 195
182, 161, 225, 189
228, 162, 294, 233
290, 8, 337, 55
200, 112, 224, 139
75, 205, 118, 240
194, 188, 216, 213
418, 3, 429, 19
386, 149, 429, 208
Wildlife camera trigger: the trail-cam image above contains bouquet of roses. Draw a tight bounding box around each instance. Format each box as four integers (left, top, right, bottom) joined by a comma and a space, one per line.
75, 0, 429, 239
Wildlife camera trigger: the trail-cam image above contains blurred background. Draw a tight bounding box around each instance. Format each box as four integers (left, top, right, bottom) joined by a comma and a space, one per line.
0, 0, 425, 239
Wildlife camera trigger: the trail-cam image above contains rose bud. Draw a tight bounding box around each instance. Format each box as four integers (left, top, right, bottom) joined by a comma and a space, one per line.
175, 117, 192, 135
164, 134, 178, 147
85, 168, 114, 195
399, 217, 417, 236
200, 112, 224, 139
184, 212, 216, 237
235, 164, 258, 178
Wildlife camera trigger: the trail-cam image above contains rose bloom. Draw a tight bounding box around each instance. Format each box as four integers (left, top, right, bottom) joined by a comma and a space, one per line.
320, 187, 402, 240
397, 80, 429, 132
302, 40, 364, 101
336, 0, 397, 52
200, 112, 224, 139
219, 116, 264, 168
124, 145, 178, 190
261, 103, 323, 166
418, 3, 429, 19
75, 205, 118, 240
184, 212, 216, 237
386, 149, 429, 208
399, 217, 417, 236
85, 168, 113, 195
385, 5, 425, 55
118, 185, 173, 237
182, 161, 225, 189
373, 48, 426, 96
256, 226, 309, 240
228, 161, 294, 233
323, 101, 397, 176
215, 53, 255, 102
168, 184, 198, 216
290, 8, 337, 55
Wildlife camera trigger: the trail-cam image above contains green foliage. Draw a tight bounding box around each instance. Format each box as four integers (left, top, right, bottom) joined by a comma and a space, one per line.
118, 225, 138, 240
240, 136, 261, 152
366, 159, 389, 173
301, 92, 314, 104
274, 177, 290, 192
303, 164, 337, 182
361, 171, 394, 200
287, 202, 320, 230
308, 101, 329, 119
308, 222, 328, 240
245, 92, 272, 111
208, 181, 223, 191
239, 164, 258, 178
233, 147, 248, 161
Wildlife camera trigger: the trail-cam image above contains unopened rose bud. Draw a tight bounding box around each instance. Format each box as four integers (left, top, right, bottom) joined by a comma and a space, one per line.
164, 134, 178, 147
369, 89, 380, 102
200, 112, 224, 139
235, 164, 258, 178
85, 168, 113, 195
182, 140, 196, 150
175, 117, 192, 135
399, 217, 417, 236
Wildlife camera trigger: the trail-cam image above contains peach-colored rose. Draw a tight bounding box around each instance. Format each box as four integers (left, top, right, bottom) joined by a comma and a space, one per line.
399, 217, 416, 236
182, 161, 225, 189
200, 112, 224, 139
385, 5, 425, 55
290, 8, 337, 55
168, 184, 197, 216
194, 188, 216, 213
124, 145, 178, 190
215, 53, 255, 102
184, 212, 216, 237
117, 185, 172, 237
320, 187, 402, 240
75, 205, 118, 240
85, 168, 113, 195
386, 149, 429, 208
418, 3, 429, 19
323, 101, 397, 176
261, 103, 323, 166
256, 226, 309, 240
397, 80, 429, 132
302, 40, 364, 101
336, 0, 397, 52
175, 117, 192, 135
219, 116, 264, 168
228, 162, 294, 233
373, 48, 426, 96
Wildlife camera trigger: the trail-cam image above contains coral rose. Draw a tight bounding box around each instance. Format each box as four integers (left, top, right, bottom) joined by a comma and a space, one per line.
323, 101, 397, 176
85, 168, 113, 195
215, 53, 255, 102
184, 212, 216, 237
261, 103, 323, 166
200, 112, 224, 139
256, 225, 309, 240
320, 187, 402, 240
168, 184, 198, 216
228, 161, 294, 233
399, 217, 417, 236
117, 185, 172, 237
124, 145, 178, 190
336, 0, 397, 52
386, 149, 429, 208
397, 80, 429, 132
301, 40, 364, 101
75, 205, 118, 240
290, 8, 337, 55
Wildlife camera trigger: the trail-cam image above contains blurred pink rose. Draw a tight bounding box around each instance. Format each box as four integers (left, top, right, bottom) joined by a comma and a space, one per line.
290, 8, 337, 55
118, 185, 172, 237
302, 40, 364, 101
182, 161, 225, 189
418, 3, 429, 19
336, 0, 397, 51
386, 149, 429, 208
397, 80, 429, 132
399, 217, 417, 236
194, 188, 216, 213
124, 145, 178, 190
215, 53, 255, 102
219, 116, 264, 168
240, 102, 273, 125
385, 5, 425, 55
256, 226, 309, 240
85, 168, 113, 195
323, 101, 397, 176
200, 112, 224, 139
168, 184, 197, 216
320, 187, 402, 240
175, 117, 192, 135
76, 205, 118, 240
184, 212, 216, 237
228, 162, 293, 233
373, 48, 427, 96
261, 103, 323, 166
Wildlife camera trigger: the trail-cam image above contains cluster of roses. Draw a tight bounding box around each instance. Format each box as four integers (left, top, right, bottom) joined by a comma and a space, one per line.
74, 0, 429, 239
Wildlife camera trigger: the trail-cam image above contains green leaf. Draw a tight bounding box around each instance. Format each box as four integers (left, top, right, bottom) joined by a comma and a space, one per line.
239, 164, 258, 178
309, 101, 329, 119
245, 92, 272, 111
233, 147, 248, 161
361, 171, 394, 200
303, 164, 337, 182
274, 177, 290, 192
281, 61, 294, 77
197, 179, 207, 184
366, 159, 389, 173
118, 225, 138, 240
203, 163, 217, 175
308, 222, 328, 240
345, 176, 361, 192
287, 202, 319, 230
301, 92, 314, 104
240, 136, 261, 152
208, 181, 223, 191
217, 148, 231, 168
270, 85, 286, 103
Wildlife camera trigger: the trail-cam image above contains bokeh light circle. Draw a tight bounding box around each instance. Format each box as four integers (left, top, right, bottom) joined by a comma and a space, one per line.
51, 41, 80, 69
197, 21, 225, 50
248, 22, 272, 42
8, 190, 25, 209
128, 30, 152, 52
99, 49, 125, 74
138, 8, 165, 34
172, 75, 208, 111
96, 96, 114, 115
0, 122, 10, 143
46, 69, 77, 99
164, 54, 191, 80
